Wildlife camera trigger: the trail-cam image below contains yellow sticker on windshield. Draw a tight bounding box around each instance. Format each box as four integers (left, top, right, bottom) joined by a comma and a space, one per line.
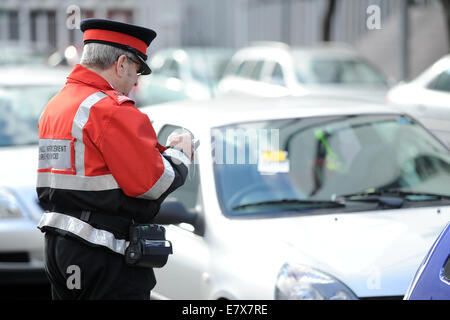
261, 150, 286, 162
258, 150, 290, 175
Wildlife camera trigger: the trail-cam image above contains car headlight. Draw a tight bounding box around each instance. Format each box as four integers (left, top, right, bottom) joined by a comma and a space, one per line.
275, 263, 358, 300
0, 187, 25, 219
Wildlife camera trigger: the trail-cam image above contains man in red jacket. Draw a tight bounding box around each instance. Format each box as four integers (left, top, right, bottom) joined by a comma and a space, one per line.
37, 19, 193, 299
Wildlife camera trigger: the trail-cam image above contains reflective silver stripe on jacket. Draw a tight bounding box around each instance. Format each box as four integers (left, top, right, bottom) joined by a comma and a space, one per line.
137, 154, 175, 200
136, 148, 191, 200
162, 147, 191, 169
38, 211, 129, 255
71, 91, 108, 176
36, 172, 119, 191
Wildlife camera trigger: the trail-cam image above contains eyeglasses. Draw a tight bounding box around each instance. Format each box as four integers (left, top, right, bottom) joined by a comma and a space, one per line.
126, 55, 144, 76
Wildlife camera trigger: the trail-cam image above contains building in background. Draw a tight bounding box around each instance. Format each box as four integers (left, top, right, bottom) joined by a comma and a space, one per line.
0, 0, 447, 80
0, 0, 183, 53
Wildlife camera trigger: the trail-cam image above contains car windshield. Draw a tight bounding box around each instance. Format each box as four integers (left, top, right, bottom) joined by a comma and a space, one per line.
212, 114, 450, 217
0, 85, 60, 147
0, 48, 47, 66
190, 51, 234, 84
295, 57, 387, 86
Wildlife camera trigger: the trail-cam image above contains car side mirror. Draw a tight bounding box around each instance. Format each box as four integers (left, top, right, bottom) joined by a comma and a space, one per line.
153, 200, 197, 227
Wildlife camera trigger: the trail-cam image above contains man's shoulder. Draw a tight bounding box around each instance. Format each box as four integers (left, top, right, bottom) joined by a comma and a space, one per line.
101, 90, 136, 106
91, 90, 146, 121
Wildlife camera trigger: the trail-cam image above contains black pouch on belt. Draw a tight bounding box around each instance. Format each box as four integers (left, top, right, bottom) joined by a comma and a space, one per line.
125, 224, 173, 268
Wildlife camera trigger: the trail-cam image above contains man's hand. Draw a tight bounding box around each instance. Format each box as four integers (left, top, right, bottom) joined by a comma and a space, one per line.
166, 132, 194, 161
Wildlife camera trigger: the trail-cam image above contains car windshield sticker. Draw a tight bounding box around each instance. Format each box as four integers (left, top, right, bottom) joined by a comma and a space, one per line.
38, 139, 72, 170
257, 150, 290, 175
396, 117, 412, 125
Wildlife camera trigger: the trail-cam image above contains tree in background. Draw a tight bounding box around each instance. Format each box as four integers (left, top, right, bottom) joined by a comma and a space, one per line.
442, 0, 450, 51
322, 0, 336, 41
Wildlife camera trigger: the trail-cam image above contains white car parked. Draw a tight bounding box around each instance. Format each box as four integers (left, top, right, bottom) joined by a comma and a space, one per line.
135, 47, 234, 106
218, 42, 390, 103
386, 54, 450, 147
0, 66, 67, 286
142, 95, 450, 300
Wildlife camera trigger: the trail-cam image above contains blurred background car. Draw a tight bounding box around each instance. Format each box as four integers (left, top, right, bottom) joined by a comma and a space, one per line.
0, 46, 48, 67
386, 54, 450, 147
134, 47, 234, 106
404, 222, 450, 300
218, 42, 391, 102
142, 95, 450, 300
0, 66, 67, 297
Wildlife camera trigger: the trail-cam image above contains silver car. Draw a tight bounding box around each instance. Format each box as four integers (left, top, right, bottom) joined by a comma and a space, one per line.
142, 95, 450, 300
0, 66, 67, 286
135, 47, 234, 106
218, 42, 390, 103
386, 54, 450, 147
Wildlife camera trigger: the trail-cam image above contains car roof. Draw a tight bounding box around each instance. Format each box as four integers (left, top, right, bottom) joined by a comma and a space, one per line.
412, 54, 450, 84
227, 43, 366, 69
291, 45, 362, 59
153, 47, 235, 58
0, 66, 69, 87
156, 46, 234, 52
141, 94, 403, 129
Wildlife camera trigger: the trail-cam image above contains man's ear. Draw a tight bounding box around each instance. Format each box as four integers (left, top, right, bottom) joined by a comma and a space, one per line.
115, 55, 128, 78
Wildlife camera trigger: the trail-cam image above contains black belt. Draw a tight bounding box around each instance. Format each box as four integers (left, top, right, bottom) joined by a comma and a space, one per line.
51, 208, 132, 240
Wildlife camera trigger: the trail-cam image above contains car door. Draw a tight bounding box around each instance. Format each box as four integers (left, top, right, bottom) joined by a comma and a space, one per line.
152, 124, 209, 299
405, 222, 450, 299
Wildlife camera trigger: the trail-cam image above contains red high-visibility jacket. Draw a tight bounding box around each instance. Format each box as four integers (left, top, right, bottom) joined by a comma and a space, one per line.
37, 65, 190, 241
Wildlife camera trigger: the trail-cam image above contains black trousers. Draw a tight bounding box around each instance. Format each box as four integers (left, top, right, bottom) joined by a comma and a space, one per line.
44, 231, 156, 300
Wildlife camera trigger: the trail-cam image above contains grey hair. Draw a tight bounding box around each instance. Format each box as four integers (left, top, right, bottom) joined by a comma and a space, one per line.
80, 42, 136, 70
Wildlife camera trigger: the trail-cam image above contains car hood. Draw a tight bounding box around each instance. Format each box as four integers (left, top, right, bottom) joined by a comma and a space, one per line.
385, 82, 436, 108
232, 206, 450, 298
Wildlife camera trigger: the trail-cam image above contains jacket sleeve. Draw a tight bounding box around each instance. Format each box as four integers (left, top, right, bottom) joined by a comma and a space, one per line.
97, 105, 190, 201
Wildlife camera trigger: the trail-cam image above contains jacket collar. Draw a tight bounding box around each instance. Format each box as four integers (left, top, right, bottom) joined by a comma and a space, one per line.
66, 64, 114, 91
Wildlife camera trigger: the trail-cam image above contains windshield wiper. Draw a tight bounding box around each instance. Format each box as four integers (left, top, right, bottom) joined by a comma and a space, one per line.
337, 189, 450, 208
337, 193, 404, 208
340, 189, 450, 200
232, 198, 345, 211
375, 189, 450, 200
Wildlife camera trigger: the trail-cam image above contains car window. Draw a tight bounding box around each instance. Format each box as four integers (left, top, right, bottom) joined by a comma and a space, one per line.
233, 60, 246, 76
270, 63, 286, 86
189, 51, 234, 83
157, 124, 200, 213
304, 59, 387, 86
236, 60, 258, 79
428, 69, 450, 93
0, 85, 60, 147
165, 59, 181, 79
249, 61, 265, 80
445, 256, 450, 282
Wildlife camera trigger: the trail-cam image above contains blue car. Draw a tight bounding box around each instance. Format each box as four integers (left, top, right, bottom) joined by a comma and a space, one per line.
405, 222, 450, 300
